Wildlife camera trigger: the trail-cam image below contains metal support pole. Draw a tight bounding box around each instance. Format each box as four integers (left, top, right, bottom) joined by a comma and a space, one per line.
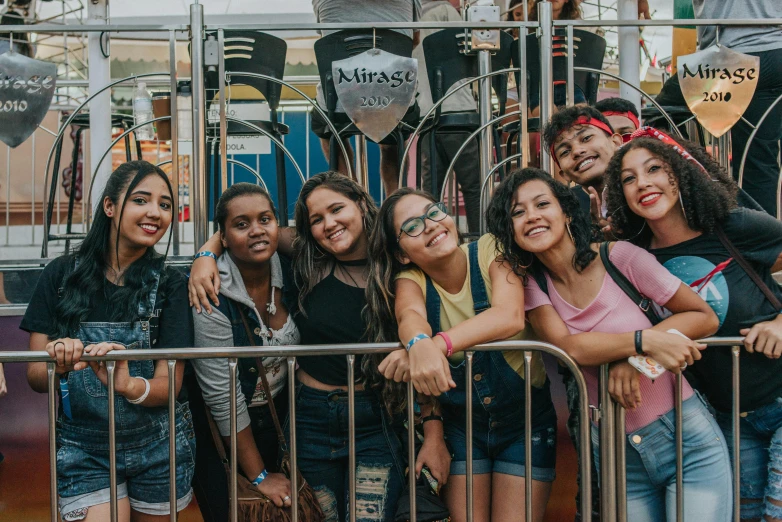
355, 135, 369, 190
524, 352, 533, 521
566, 24, 575, 107
538, 2, 554, 174
107, 361, 118, 522
218, 30, 228, 199
732, 346, 741, 522
465, 352, 474, 522
48, 364, 58, 522
87, 0, 112, 213
168, 30, 180, 256
168, 360, 178, 522
477, 50, 492, 235
347, 355, 356, 522
617, 0, 642, 113
229, 358, 238, 522
517, 21, 529, 168
189, 3, 209, 248
288, 357, 299, 522
675, 372, 684, 521
407, 380, 417, 522
615, 406, 627, 522
599, 365, 616, 522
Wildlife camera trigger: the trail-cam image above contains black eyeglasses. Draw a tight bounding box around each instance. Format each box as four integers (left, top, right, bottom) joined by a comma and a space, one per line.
397, 202, 448, 242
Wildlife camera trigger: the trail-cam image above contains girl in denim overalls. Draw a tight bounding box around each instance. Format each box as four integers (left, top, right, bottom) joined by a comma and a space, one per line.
23, 161, 196, 522
366, 188, 557, 522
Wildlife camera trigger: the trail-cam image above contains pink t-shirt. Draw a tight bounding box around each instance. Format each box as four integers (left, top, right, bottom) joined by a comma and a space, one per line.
525, 241, 693, 432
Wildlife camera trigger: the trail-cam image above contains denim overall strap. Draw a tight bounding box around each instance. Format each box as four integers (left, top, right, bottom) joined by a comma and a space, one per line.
467, 240, 489, 313
220, 297, 261, 405
424, 241, 489, 336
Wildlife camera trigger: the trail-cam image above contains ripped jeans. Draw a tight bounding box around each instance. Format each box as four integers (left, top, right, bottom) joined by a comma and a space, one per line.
286, 383, 405, 522
715, 396, 782, 520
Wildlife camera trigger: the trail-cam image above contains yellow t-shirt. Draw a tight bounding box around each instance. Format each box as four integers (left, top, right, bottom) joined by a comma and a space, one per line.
396, 234, 547, 388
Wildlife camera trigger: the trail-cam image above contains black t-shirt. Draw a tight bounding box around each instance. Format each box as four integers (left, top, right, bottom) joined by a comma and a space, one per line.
20, 255, 194, 350
294, 268, 367, 386
649, 208, 782, 412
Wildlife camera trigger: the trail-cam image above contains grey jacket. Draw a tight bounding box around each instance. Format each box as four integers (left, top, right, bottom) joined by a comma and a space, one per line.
191, 252, 298, 436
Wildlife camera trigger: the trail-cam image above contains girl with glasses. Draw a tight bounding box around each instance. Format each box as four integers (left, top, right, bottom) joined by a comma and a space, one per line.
367, 188, 557, 522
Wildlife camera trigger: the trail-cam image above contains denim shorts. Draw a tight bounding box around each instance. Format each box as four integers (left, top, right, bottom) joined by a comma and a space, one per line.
715, 395, 782, 520
56, 403, 196, 518
444, 411, 557, 482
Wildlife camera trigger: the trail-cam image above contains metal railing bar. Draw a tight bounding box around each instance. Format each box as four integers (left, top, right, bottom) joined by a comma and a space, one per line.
615, 406, 627, 522
731, 345, 741, 522
675, 372, 684, 521
229, 357, 239, 522
48, 363, 58, 522
167, 360, 177, 522
407, 380, 417, 522
347, 355, 357, 522
524, 351, 533, 521
288, 357, 299, 522
465, 351, 474, 522
107, 360, 118, 522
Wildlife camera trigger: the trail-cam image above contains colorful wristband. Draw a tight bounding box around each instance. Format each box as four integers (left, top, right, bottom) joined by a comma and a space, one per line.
193, 251, 217, 261
406, 334, 430, 352
251, 469, 268, 486
634, 330, 644, 355
435, 332, 453, 357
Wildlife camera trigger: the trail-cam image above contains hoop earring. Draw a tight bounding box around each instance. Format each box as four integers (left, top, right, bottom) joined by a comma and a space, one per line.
678, 191, 688, 223
566, 222, 575, 243
516, 251, 534, 270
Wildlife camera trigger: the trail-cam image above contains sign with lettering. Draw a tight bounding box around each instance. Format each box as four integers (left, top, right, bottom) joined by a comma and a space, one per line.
678, 45, 759, 137
0, 51, 56, 148
332, 48, 417, 143
207, 101, 271, 155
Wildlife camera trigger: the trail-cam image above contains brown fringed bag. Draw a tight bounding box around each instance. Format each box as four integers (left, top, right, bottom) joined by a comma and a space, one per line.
203, 306, 325, 522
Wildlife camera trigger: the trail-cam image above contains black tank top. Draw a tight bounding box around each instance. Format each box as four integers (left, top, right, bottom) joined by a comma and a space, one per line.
295, 261, 367, 386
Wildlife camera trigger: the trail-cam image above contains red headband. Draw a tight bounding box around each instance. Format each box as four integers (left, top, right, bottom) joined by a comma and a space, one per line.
602, 110, 641, 131
550, 116, 614, 167
629, 126, 709, 175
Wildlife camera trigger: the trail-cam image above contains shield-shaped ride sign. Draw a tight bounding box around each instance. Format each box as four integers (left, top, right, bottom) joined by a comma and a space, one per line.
678, 45, 759, 138
332, 48, 418, 143
0, 51, 57, 148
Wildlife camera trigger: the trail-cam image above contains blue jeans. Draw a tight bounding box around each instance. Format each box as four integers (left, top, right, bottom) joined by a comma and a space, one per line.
592, 394, 732, 522
715, 396, 782, 520
285, 384, 405, 522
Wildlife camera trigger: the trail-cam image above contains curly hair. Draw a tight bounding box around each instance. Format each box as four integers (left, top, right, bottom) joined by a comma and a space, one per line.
604, 138, 737, 247
486, 167, 597, 282
542, 105, 614, 152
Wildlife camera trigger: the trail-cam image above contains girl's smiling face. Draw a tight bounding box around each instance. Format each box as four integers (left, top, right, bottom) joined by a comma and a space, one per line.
393, 194, 459, 266
106, 173, 172, 251
510, 179, 570, 253
620, 147, 681, 223
306, 187, 367, 261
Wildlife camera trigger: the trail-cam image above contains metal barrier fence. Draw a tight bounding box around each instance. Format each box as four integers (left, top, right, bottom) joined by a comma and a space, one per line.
0, 340, 592, 522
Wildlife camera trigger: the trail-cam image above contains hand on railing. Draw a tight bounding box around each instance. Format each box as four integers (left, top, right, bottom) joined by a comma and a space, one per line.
83, 343, 133, 395
45, 337, 88, 374
740, 315, 782, 359
257, 472, 293, 508
188, 255, 221, 314
378, 349, 411, 382
409, 339, 456, 396
640, 329, 706, 373
608, 361, 641, 410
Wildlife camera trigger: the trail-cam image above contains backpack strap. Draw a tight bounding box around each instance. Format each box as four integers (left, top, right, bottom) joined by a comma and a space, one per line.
599, 242, 661, 325
715, 226, 782, 311
467, 240, 490, 314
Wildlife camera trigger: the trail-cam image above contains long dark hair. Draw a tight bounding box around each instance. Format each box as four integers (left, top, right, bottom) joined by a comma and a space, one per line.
486, 168, 596, 281
53, 161, 173, 338
604, 137, 737, 247
292, 171, 378, 315
365, 188, 438, 414
528, 0, 582, 21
